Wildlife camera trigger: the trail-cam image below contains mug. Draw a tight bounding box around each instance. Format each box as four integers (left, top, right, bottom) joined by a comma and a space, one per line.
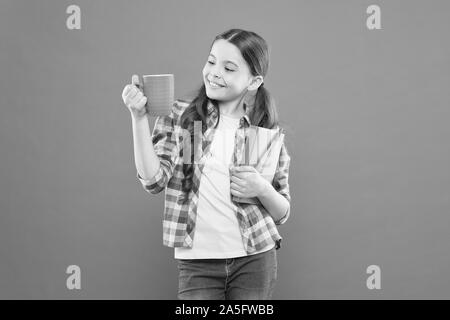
140, 74, 174, 117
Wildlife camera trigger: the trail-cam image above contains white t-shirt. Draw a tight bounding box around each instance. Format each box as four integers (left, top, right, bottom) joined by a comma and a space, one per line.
175, 112, 275, 259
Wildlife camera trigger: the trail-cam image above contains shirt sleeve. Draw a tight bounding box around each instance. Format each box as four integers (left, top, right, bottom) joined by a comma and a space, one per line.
136, 101, 182, 194
271, 140, 291, 225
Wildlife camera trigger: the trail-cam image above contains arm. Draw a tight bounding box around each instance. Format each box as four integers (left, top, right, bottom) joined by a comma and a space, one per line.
257, 142, 291, 225
132, 114, 161, 181
134, 102, 180, 194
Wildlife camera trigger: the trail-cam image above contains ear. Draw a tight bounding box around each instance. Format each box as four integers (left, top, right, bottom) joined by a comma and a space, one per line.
248, 76, 264, 91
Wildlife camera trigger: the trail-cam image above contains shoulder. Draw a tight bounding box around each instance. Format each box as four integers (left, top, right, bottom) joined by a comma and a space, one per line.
165, 99, 193, 131
172, 99, 192, 117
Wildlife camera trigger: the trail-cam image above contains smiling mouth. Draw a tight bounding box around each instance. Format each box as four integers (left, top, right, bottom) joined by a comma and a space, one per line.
207, 79, 225, 88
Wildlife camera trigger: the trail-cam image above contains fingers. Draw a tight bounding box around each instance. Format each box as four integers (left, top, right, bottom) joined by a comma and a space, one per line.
123, 86, 146, 109
129, 90, 144, 106
136, 95, 147, 108
122, 84, 138, 102
124, 85, 139, 101
122, 84, 131, 98
233, 165, 254, 172
230, 175, 244, 185
129, 85, 139, 98
131, 74, 142, 89
230, 170, 248, 179
230, 185, 244, 197
131, 74, 139, 85
122, 76, 147, 115
128, 96, 147, 113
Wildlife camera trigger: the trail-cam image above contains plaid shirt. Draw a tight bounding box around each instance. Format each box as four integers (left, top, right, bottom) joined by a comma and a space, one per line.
137, 99, 291, 254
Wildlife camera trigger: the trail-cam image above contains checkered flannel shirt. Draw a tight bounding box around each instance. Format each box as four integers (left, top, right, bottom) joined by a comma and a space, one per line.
137, 99, 291, 253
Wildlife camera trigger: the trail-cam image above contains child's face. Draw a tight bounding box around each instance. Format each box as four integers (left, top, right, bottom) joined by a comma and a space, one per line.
202, 39, 256, 103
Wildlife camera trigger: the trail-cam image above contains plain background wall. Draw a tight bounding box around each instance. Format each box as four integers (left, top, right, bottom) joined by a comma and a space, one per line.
1, 0, 449, 299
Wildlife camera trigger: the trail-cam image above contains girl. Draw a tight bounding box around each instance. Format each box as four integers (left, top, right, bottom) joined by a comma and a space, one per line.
122, 28, 291, 300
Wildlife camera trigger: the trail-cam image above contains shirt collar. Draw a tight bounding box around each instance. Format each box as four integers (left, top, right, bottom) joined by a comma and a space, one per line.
207, 99, 253, 127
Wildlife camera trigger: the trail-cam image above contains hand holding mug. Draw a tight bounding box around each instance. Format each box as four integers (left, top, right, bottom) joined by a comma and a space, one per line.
122, 75, 148, 119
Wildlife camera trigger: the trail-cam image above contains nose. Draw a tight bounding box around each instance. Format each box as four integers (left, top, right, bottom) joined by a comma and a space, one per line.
209, 66, 222, 80
211, 72, 220, 79
210, 74, 223, 84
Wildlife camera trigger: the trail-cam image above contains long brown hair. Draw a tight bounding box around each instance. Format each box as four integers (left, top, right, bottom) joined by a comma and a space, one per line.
179, 28, 280, 201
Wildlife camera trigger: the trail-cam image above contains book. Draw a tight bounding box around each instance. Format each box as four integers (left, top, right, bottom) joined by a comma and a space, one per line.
231, 126, 285, 204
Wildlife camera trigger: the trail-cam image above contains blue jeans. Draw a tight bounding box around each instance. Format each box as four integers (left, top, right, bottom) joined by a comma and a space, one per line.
176, 246, 278, 300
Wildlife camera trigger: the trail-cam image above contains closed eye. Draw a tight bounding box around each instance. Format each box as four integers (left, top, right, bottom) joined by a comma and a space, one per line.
207, 61, 235, 72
